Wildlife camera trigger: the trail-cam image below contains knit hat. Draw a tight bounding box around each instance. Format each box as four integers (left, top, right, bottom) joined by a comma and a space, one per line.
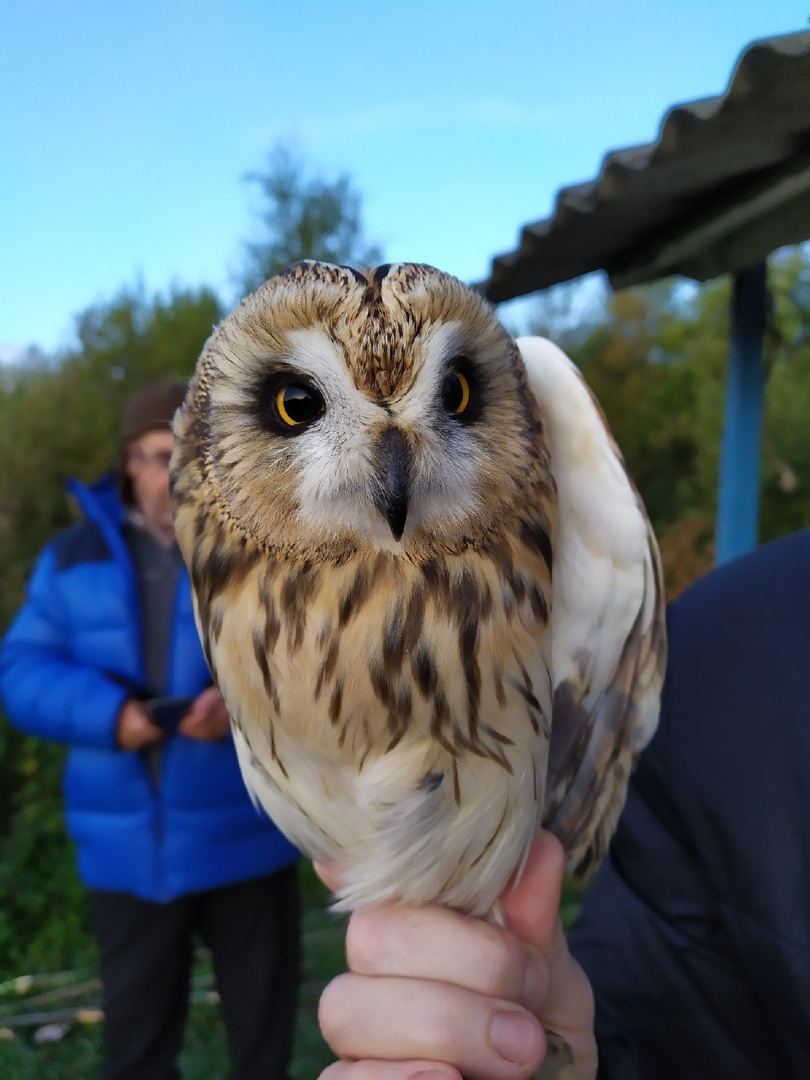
120, 379, 187, 446
118, 379, 187, 505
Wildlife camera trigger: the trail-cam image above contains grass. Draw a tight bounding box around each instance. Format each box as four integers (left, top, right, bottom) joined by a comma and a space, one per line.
0, 865, 584, 1079
0, 863, 347, 1080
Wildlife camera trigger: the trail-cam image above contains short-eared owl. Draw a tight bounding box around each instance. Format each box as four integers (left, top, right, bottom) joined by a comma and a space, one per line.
171, 261, 666, 919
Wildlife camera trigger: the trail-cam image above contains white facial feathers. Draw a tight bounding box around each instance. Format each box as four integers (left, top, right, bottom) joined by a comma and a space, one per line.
188, 263, 544, 554
271, 323, 485, 543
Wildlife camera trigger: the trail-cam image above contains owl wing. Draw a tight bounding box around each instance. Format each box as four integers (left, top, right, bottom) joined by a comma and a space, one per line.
516, 336, 667, 876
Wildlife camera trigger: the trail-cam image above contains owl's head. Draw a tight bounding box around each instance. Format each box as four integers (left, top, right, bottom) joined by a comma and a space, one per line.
172, 262, 550, 559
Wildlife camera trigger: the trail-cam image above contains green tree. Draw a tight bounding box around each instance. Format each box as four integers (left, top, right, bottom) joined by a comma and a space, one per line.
0, 284, 222, 624
238, 143, 383, 294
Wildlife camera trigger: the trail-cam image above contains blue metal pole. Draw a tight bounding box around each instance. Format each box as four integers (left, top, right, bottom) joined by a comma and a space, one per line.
715, 261, 768, 564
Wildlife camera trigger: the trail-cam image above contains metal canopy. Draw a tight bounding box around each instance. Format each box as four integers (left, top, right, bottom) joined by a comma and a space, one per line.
478, 30, 810, 302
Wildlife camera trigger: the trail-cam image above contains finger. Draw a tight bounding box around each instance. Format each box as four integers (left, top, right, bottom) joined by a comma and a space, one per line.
129, 729, 163, 751
319, 972, 545, 1080
187, 687, 216, 720
501, 830, 565, 954
345, 903, 548, 1014
313, 859, 342, 892
320, 1059, 460, 1080
139, 717, 165, 743
178, 711, 212, 731
192, 686, 224, 719
501, 833, 597, 1080
178, 721, 218, 741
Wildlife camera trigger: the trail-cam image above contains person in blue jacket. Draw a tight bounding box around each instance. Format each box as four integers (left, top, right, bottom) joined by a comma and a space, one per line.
0, 380, 301, 1080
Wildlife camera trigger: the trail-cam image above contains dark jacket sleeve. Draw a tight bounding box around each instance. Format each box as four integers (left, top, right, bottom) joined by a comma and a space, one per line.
0, 543, 128, 749
595, 1035, 639, 1080
569, 532, 810, 1080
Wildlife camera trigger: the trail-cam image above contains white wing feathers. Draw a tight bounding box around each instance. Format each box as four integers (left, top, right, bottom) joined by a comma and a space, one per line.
517, 337, 666, 874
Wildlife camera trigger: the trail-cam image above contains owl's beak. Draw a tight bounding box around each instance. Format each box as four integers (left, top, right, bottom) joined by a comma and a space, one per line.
374, 427, 410, 541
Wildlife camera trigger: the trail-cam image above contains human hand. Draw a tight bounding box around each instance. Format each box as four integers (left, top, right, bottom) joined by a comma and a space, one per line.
116, 699, 165, 751
316, 831, 597, 1080
177, 686, 230, 741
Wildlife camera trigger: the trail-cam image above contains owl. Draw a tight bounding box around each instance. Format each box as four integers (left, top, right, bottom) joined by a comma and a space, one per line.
171, 261, 666, 922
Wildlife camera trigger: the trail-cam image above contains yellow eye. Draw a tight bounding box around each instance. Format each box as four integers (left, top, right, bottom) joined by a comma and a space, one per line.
275, 383, 324, 427
442, 369, 470, 415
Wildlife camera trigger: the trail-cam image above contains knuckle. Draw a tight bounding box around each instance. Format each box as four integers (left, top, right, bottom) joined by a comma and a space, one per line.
317, 972, 356, 1047
345, 904, 393, 972
318, 1063, 349, 1080
479, 928, 527, 999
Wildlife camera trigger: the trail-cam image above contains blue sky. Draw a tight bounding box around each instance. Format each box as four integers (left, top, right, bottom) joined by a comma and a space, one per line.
2, 0, 807, 359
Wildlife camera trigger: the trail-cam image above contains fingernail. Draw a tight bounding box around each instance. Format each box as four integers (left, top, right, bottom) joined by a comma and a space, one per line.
490, 1010, 543, 1064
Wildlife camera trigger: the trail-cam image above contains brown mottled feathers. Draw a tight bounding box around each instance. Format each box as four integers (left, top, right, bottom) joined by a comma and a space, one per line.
171, 261, 666, 916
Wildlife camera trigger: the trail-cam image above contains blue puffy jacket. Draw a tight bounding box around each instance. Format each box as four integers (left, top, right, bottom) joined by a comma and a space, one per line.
0, 473, 298, 902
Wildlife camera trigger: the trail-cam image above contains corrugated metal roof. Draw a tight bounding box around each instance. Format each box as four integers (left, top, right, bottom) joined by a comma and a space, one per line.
479, 31, 810, 302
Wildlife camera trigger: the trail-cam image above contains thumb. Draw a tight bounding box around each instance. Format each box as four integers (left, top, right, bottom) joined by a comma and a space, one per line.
501, 832, 597, 1080
501, 830, 566, 953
